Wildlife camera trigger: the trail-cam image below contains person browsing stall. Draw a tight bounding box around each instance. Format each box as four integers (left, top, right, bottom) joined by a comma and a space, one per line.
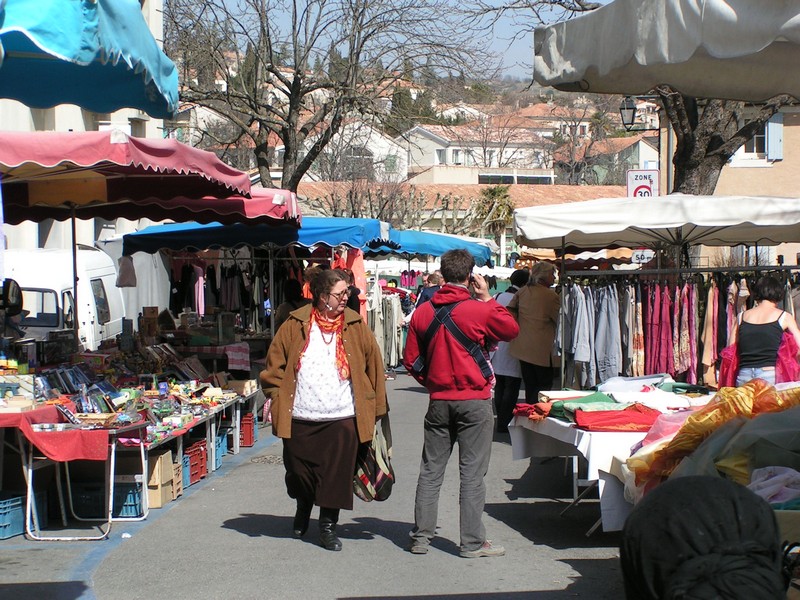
728, 275, 800, 386
260, 269, 387, 551
415, 272, 442, 307
506, 262, 560, 402
403, 249, 519, 558
273, 279, 312, 331
491, 268, 530, 433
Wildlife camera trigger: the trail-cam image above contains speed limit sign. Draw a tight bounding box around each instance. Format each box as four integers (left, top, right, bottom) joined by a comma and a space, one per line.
627, 169, 659, 197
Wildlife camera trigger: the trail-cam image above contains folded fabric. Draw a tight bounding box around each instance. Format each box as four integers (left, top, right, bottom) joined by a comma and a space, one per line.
528, 402, 553, 421
512, 403, 538, 417
574, 403, 661, 432
549, 391, 615, 421
748, 466, 800, 504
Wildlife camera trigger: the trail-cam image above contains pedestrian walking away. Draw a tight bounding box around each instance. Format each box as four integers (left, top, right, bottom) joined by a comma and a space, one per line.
403, 249, 519, 558
260, 268, 387, 551
507, 262, 560, 402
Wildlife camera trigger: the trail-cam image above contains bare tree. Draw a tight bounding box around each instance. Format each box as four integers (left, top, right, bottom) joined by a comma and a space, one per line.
548, 100, 598, 184
164, 0, 495, 192
302, 182, 428, 228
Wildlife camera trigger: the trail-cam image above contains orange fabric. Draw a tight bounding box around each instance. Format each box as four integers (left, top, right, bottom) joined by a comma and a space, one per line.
296, 309, 351, 381
346, 249, 368, 319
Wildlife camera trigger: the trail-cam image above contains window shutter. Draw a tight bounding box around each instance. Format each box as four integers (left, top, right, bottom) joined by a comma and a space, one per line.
767, 113, 783, 161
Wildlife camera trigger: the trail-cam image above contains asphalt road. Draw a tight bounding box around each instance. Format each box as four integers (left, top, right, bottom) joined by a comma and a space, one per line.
0, 376, 625, 599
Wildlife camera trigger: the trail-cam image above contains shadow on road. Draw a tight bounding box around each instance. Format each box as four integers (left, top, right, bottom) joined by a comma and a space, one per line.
0, 581, 89, 600
221, 513, 418, 549
336, 556, 622, 599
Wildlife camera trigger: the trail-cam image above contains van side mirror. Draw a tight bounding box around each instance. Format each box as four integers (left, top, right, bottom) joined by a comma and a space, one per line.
1, 279, 22, 317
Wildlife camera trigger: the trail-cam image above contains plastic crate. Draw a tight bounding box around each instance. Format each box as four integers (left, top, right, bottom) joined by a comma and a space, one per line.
214, 427, 230, 470
240, 413, 256, 447
172, 462, 183, 500
114, 482, 143, 517
182, 454, 191, 488
185, 439, 208, 485
0, 491, 47, 540
70, 482, 143, 519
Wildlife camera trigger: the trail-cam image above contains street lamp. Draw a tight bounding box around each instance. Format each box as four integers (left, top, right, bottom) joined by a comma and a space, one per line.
619, 96, 638, 131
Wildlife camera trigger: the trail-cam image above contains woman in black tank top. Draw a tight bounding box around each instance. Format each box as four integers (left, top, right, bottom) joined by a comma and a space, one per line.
728, 276, 800, 386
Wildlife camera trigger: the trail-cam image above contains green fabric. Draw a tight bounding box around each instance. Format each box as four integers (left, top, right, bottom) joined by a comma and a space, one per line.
550, 391, 616, 421
561, 401, 631, 415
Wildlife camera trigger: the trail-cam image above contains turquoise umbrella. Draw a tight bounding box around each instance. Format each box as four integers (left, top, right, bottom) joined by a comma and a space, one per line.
0, 0, 178, 118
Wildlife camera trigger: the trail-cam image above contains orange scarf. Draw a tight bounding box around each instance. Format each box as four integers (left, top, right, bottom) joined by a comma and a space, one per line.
297, 309, 350, 381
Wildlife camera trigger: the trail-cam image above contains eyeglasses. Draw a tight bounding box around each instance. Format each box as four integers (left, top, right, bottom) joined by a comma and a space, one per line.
328, 289, 351, 302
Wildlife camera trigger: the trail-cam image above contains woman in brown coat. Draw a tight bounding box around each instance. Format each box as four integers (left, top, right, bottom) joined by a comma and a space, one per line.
507, 262, 560, 402
261, 269, 387, 551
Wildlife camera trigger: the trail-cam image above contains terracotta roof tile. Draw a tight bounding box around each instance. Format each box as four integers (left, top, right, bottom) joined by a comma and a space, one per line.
296, 182, 627, 210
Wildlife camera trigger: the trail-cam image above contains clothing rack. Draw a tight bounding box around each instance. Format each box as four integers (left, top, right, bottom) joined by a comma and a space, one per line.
563, 264, 800, 279
556, 262, 799, 391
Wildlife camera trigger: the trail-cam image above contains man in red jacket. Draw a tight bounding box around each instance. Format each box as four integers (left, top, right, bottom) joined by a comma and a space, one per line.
403, 249, 519, 558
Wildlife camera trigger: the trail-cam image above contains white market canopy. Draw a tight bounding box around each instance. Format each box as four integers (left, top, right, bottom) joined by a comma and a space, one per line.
533, 0, 800, 102
513, 194, 800, 251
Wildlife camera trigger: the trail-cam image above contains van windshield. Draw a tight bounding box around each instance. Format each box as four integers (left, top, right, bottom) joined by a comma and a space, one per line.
20, 288, 60, 327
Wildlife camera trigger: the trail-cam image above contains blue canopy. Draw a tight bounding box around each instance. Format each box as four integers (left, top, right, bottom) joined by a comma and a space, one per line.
366, 229, 495, 267
122, 218, 390, 256
0, 0, 179, 118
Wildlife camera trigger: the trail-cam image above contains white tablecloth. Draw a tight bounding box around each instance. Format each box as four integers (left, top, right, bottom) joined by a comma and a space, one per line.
509, 415, 645, 532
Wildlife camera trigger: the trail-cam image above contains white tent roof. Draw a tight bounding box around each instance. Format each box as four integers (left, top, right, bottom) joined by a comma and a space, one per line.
533, 0, 800, 102
513, 194, 800, 251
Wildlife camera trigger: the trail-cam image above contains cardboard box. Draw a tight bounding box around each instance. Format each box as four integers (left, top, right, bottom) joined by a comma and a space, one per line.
79, 352, 114, 369
147, 481, 173, 509
147, 450, 174, 487
139, 317, 158, 338
142, 306, 159, 319
228, 379, 257, 396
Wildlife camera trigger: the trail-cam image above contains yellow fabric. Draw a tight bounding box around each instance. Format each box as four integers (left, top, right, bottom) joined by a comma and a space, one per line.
627, 379, 800, 487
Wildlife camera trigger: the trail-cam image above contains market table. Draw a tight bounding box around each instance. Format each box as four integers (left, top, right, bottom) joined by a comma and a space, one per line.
9, 405, 149, 541
508, 415, 644, 533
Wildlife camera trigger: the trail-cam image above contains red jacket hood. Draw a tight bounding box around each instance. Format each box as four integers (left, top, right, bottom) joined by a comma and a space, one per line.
430, 283, 472, 306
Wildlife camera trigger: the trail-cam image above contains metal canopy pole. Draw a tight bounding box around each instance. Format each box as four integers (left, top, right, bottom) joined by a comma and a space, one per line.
71, 205, 79, 335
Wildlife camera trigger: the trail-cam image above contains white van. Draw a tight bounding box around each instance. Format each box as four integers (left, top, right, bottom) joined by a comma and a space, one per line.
4, 246, 126, 351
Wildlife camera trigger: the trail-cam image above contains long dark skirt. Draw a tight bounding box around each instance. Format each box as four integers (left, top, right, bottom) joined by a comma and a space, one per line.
283, 417, 358, 511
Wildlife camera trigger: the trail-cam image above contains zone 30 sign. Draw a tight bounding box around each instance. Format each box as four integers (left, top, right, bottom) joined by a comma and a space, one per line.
627, 170, 659, 197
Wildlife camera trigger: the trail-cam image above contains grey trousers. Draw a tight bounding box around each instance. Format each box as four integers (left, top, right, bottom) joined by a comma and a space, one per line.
410, 399, 494, 552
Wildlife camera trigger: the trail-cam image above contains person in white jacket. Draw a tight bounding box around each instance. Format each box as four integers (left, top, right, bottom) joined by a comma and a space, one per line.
491, 269, 529, 433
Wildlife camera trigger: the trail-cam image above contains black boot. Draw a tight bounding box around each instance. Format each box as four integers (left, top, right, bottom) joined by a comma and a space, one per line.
318, 507, 342, 551
292, 498, 313, 538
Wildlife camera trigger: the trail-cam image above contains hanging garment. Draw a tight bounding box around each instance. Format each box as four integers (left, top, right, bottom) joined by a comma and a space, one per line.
672, 285, 682, 375
701, 280, 719, 387
687, 280, 699, 385
656, 284, 674, 375
632, 282, 645, 377
594, 284, 622, 383
677, 283, 692, 376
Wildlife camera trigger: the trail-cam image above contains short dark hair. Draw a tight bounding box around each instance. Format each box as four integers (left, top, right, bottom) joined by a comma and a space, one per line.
284, 279, 304, 303
753, 276, 783, 303
509, 269, 530, 288
440, 249, 475, 283
311, 269, 348, 304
